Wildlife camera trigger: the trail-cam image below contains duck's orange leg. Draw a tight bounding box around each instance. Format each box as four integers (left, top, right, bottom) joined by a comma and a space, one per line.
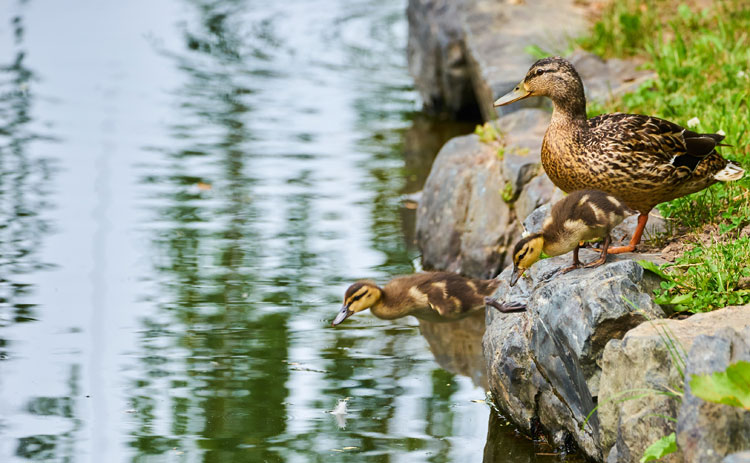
605, 212, 649, 254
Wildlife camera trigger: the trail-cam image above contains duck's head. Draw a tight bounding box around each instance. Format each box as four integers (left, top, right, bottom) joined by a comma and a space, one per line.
510, 234, 544, 286
493, 57, 583, 107
331, 281, 383, 326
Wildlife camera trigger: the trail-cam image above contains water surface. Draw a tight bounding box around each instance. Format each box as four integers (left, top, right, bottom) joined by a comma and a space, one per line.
0, 1, 575, 461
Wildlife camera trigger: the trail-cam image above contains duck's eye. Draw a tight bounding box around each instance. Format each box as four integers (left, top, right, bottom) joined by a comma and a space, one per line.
535, 68, 545, 76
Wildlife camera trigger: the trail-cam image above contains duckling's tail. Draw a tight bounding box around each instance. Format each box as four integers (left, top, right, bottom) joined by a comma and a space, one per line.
715, 163, 745, 181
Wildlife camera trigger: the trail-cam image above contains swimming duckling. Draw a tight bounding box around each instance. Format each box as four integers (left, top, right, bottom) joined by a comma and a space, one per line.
332, 272, 524, 326
510, 189, 633, 286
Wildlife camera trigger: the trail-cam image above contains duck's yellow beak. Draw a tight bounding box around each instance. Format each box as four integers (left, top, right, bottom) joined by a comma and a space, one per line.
494, 82, 531, 107
509, 266, 526, 287
332, 305, 353, 326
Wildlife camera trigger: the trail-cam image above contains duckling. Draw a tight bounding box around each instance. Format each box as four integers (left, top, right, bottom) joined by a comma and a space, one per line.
495, 56, 744, 253
332, 272, 524, 326
509, 189, 632, 286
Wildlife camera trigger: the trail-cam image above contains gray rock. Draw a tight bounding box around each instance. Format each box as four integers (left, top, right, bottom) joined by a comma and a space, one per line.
515, 174, 562, 223
483, 253, 665, 460
724, 452, 750, 463
611, 210, 667, 245
461, 0, 588, 120
497, 109, 548, 200
522, 203, 551, 235
406, 0, 479, 118
598, 305, 750, 462
415, 132, 513, 278
677, 326, 750, 463
569, 50, 656, 105
416, 109, 552, 278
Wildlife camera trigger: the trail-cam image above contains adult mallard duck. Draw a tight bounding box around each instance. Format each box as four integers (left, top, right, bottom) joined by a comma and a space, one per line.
331, 272, 524, 326
509, 189, 632, 286
494, 56, 745, 253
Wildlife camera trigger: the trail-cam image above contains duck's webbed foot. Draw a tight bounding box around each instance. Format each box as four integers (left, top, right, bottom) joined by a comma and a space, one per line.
560, 263, 582, 274
560, 244, 582, 274
584, 235, 611, 268
484, 297, 527, 313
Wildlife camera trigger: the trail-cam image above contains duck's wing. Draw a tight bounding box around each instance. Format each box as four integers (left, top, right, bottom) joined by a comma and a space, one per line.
418, 275, 486, 318
588, 113, 724, 171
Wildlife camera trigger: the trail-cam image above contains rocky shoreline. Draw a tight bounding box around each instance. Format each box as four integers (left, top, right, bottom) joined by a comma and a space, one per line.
407, 1, 750, 462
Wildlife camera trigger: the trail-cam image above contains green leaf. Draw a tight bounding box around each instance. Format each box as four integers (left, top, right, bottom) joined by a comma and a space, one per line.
668, 293, 693, 305
640, 432, 677, 462
638, 260, 672, 281
689, 361, 750, 410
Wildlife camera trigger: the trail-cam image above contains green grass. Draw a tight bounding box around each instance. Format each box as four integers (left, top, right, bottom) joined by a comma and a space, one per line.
580, 0, 750, 312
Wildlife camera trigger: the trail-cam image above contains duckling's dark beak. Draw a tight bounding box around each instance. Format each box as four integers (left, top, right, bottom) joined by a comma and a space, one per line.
494, 82, 531, 107
510, 267, 526, 287
332, 305, 353, 326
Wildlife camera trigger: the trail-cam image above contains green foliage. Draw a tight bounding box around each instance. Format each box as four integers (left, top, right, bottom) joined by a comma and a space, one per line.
474, 122, 503, 144
640, 432, 677, 462
582, 0, 750, 313
638, 238, 750, 313
501, 182, 514, 203
689, 361, 750, 410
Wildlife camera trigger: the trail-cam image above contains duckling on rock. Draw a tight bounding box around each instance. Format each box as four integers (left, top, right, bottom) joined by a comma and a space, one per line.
509, 189, 632, 287
495, 56, 744, 254
332, 272, 524, 326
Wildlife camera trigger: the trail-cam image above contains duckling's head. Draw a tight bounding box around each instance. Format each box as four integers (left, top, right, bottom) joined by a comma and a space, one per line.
510, 233, 544, 286
493, 57, 584, 108
331, 281, 383, 326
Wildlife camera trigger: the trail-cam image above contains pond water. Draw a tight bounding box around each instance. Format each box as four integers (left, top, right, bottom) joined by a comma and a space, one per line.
0, 0, 577, 461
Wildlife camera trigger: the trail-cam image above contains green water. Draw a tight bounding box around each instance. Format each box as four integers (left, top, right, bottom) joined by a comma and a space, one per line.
0, 0, 577, 461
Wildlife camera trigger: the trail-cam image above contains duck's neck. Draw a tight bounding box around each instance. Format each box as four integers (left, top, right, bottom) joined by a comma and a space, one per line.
369, 293, 407, 320
549, 86, 588, 129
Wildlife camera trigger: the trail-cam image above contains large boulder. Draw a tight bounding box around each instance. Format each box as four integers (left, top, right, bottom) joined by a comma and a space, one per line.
598, 305, 750, 463
483, 253, 665, 460
677, 326, 750, 463
415, 109, 548, 278
406, 0, 479, 119
406, 0, 655, 120
461, 0, 587, 120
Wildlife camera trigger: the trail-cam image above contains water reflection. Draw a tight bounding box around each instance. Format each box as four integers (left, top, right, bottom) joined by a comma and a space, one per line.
0, 4, 75, 461
0, 0, 581, 461
418, 312, 488, 390
0, 1, 56, 330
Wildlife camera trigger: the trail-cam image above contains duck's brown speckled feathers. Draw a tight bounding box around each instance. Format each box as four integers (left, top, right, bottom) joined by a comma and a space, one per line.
540, 190, 632, 256
336, 272, 503, 325
544, 112, 731, 212
496, 56, 744, 253
379, 272, 499, 320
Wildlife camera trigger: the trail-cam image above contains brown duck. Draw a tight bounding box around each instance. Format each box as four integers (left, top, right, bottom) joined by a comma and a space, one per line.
494, 56, 744, 253
332, 272, 524, 326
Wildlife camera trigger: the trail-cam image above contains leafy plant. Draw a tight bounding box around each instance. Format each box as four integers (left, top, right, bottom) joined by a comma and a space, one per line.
689, 360, 750, 410
501, 182, 514, 203
641, 432, 677, 463
474, 122, 503, 144
581, 0, 750, 314
638, 238, 750, 313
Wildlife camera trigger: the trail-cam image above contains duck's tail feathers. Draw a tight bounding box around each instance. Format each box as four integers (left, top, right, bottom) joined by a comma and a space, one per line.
714, 163, 745, 181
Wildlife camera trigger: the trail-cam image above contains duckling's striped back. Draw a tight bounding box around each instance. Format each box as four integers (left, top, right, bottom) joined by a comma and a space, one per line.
542, 190, 633, 252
